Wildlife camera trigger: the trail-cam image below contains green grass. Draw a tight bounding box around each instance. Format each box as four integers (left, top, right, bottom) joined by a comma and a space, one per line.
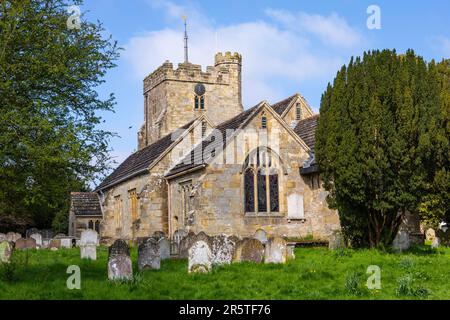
0, 246, 449, 300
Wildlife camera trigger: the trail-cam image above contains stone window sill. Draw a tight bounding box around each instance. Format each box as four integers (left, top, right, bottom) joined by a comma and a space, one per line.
245, 212, 284, 218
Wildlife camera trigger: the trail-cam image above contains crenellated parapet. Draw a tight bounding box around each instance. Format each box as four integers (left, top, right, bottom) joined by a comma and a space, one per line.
144, 53, 241, 93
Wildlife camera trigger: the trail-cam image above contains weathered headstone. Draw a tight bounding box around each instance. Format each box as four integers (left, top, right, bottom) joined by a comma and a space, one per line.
426, 228, 436, 242
188, 240, 212, 273
158, 237, 171, 260
264, 237, 287, 264
30, 233, 43, 247
60, 237, 73, 249
108, 255, 133, 280
0, 241, 13, 263
196, 231, 213, 247
15, 238, 36, 250
26, 228, 39, 239
253, 229, 268, 245
6, 232, 22, 243
138, 239, 160, 270
108, 240, 132, 280
393, 230, 411, 251
0, 233, 6, 241
211, 234, 236, 265
49, 239, 61, 249
179, 232, 197, 259
80, 230, 98, 260
233, 238, 264, 263
152, 231, 166, 241
108, 239, 130, 258
328, 230, 345, 250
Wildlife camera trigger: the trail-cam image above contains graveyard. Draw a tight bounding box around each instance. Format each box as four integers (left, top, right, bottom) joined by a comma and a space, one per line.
0, 233, 450, 300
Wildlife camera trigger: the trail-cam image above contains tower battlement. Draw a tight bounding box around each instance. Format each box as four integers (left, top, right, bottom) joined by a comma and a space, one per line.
144, 53, 241, 93
214, 51, 242, 66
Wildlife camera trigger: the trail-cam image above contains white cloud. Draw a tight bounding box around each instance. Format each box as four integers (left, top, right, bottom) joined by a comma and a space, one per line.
123, 1, 366, 106
266, 9, 363, 49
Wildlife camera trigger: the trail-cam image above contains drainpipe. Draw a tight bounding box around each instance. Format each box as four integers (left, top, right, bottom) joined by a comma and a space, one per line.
166, 178, 172, 238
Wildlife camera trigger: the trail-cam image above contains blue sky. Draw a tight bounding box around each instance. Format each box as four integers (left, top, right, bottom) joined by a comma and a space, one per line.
80, 0, 450, 169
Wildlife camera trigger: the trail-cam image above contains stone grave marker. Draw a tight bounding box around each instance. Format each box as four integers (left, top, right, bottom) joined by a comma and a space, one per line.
80, 230, 98, 260
328, 230, 345, 250
233, 238, 264, 263
172, 229, 187, 256
179, 232, 197, 259
0, 241, 13, 263
264, 237, 288, 264
0, 233, 6, 241
49, 239, 61, 249
253, 229, 268, 245
138, 239, 160, 270
30, 233, 43, 247
108, 240, 132, 280
393, 230, 411, 252
188, 240, 212, 273
211, 234, 235, 265
158, 237, 171, 260
6, 232, 22, 243
15, 238, 36, 250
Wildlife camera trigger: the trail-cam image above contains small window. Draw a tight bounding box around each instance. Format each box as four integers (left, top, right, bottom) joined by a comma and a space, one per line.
296, 103, 302, 120
194, 96, 199, 110
201, 121, 207, 137
261, 116, 267, 129
88, 220, 94, 230
200, 96, 205, 110
128, 189, 138, 221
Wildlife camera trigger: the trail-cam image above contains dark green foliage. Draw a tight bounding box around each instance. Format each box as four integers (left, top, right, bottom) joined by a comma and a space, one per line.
316, 49, 450, 247
0, 0, 119, 232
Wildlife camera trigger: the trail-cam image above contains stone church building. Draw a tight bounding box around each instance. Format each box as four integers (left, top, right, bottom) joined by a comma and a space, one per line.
69, 51, 341, 242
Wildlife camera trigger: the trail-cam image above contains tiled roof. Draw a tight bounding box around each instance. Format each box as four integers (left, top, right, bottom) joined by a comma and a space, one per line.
271, 94, 297, 116
70, 192, 102, 217
294, 114, 319, 151
96, 120, 195, 191
166, 104, 260, 177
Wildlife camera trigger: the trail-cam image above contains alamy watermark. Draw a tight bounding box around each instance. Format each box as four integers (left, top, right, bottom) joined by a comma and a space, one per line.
66, 265, 81, 290
367, 5, 381, 30
67, 5, 81, 30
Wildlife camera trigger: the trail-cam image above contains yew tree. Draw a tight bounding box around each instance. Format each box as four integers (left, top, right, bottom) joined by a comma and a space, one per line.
316, 49, 449, 248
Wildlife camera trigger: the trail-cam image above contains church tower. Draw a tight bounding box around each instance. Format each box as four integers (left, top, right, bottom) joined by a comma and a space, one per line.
138, 51, 244, 149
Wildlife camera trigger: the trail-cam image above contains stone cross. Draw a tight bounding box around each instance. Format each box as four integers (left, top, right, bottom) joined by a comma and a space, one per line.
188, 240, 212, 273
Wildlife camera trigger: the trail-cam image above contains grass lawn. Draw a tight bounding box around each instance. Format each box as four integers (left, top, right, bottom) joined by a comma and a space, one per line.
0, 245, 449, 300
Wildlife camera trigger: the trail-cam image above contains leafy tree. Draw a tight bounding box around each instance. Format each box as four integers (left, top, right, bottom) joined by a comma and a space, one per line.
316, 49, 449, 247
0, 0, 119, 232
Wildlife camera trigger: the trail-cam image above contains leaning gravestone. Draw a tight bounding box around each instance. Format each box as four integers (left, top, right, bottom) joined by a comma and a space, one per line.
30, 233, 43, 247
108, 240, 133, 280
233, 238, 265, 263
253, 229, 268, 245
158, 237, 171, 260
80, 230, 98, 260
328, 230, 345, 250
188, 240, 212, 273
211, 234, 236, 265
6, 232, 22, 243
15, 238, 36, 250
264, 237, 288, 264
138, 239, 160, 270
179, 232, 197, 259
0, 241, 13, 263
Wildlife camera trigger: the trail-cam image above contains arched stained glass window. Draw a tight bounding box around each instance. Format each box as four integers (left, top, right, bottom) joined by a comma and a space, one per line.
243, 147, 280, 214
